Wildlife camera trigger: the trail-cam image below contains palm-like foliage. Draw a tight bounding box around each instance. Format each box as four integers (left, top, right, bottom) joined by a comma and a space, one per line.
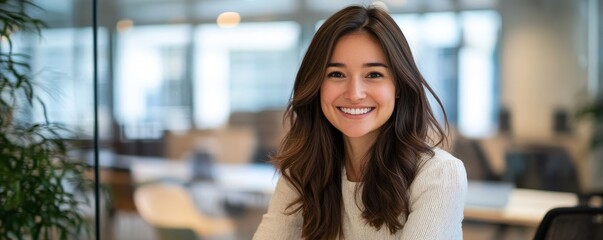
1, 1, 92, 239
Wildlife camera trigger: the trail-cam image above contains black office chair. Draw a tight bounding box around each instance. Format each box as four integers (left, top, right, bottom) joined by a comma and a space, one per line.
533, 194, 603, 240
504, 145, 580, 193
452, 137, 500, 181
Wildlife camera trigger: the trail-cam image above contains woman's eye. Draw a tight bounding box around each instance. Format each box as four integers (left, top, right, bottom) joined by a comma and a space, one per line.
327, 71, 344, 78
367, 72, 383, 78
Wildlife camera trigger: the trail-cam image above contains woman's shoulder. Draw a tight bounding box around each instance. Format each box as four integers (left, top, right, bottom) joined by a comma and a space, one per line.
422, 147, 464, 166
417, 147, 467, 181
408, 147, 467, 204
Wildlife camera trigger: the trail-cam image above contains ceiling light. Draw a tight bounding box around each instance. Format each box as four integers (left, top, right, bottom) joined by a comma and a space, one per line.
372, 1, 389, 12
389, 0, 407, 7
217, 12, 241, 28
116, 19, 134, 33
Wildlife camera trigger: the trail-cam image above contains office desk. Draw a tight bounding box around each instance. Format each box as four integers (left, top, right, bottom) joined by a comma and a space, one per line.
128, 158, 579, 227
80, 150, 167, 213
129, 159, 278, 193
464, 181, 578, 227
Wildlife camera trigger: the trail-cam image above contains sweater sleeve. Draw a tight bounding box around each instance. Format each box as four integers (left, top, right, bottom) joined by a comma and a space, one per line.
399, 149, 468, 240
253, 176, 303, 240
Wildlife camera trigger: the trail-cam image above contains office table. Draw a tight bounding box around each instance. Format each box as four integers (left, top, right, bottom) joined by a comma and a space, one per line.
464, 181, 578, 227
128, 158, 579, 228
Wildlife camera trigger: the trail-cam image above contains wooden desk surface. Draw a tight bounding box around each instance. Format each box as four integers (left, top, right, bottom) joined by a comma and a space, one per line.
127, 157, 579, 227
130, 158, 278, 193
464, 183, 578, 227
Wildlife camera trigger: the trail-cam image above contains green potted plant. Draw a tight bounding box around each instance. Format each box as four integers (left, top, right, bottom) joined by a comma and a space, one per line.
1, 0, 94, 239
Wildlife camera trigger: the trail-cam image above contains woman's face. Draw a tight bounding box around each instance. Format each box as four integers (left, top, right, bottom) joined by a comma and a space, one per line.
320, 31, 396, 142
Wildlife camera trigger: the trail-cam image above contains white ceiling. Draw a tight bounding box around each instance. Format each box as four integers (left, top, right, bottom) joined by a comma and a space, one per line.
34, 0, 499, 27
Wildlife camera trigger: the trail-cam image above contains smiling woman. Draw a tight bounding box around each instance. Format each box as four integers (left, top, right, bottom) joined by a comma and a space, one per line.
253, 4, 467, 240
320, 32, 396, 149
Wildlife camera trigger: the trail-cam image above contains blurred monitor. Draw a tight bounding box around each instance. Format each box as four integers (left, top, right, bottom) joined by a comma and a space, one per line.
191, 151, 215, 181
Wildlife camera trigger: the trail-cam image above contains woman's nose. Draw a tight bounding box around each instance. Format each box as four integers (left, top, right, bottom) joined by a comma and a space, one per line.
345, 77, 366, 101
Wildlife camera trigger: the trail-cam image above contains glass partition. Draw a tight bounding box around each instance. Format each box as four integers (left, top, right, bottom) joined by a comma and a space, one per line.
1, 0, 103, 239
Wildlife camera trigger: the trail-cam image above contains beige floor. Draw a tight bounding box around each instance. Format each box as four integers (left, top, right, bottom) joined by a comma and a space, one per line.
99, 211, 536, 240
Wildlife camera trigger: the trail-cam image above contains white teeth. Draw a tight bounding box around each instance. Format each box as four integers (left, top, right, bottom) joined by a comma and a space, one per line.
339, 107, 372, 115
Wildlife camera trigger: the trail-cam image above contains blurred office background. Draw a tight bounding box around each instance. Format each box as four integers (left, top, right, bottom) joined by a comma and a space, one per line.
8, 0, 603, 239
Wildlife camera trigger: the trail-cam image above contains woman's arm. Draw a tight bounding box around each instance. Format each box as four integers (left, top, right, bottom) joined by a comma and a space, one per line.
253, 176, 303, 240
400, 149, 468, 239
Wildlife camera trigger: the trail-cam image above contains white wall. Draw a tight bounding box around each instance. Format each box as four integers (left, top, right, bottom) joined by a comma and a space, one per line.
500, 0, 587, 141
499, 0, 593, 190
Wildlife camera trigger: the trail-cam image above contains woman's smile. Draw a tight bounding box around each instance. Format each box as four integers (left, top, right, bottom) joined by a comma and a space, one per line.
338, 107, 375, 116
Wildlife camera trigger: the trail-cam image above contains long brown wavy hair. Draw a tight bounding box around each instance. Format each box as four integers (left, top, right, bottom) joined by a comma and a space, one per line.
271, 5, 448, 239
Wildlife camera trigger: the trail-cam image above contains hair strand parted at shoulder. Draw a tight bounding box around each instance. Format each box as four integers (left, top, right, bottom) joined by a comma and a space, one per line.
271, 5, 449, 239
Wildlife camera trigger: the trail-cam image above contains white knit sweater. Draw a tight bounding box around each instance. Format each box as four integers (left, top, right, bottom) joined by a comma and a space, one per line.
253, 148, 467, 240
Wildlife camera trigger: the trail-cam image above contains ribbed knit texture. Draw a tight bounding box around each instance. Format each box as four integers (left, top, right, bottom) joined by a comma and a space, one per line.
253, 148, 467, 240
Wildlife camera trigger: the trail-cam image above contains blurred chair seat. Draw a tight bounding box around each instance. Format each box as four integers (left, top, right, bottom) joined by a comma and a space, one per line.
134, 182, 236, 240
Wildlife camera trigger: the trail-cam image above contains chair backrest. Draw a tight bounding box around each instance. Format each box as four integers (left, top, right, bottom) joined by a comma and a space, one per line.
134, 182, 235, 238
504, 145, 580, 193
214, 126, 258, 164
164, 126, 258, 164
451, 136, 500, 181
533, 206, 603, 240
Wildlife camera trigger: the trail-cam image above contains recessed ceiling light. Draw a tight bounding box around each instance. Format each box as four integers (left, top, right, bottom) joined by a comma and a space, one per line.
372, 1, 389, 12
389, 0, 408, 7
217, 12, 241, 28
116, 19, 134, 33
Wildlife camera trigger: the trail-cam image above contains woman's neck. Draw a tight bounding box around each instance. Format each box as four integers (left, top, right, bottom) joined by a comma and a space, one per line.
343, 132, 377, 182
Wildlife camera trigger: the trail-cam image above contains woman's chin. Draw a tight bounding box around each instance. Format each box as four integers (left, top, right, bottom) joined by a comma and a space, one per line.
340, 129, 378, 140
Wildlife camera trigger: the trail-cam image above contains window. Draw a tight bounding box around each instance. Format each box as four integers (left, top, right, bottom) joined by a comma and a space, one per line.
393, 11, 501, 137
115, 25, 192, 139
194, 22, 300, 128
9, 27, 108, 138
458, 11, 501, 137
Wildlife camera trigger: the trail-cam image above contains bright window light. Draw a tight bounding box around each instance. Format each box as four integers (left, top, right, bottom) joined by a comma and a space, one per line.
194, 22, 300, 128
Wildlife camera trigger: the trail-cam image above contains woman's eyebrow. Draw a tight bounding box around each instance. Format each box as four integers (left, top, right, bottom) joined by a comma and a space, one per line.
364, 62, 388, 68
327, 62, 345, 67
326, 62, 388, 68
